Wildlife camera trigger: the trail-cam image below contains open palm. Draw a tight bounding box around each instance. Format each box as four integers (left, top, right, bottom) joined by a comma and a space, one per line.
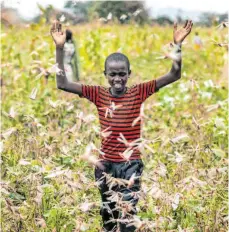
174, 20, 193, 44
50, 20, 66, 48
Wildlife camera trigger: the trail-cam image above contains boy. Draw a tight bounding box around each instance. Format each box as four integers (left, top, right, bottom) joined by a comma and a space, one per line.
50, 19, 193, 231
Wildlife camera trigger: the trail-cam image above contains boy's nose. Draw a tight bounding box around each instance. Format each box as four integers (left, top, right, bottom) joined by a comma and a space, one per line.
114, 76, 122, 81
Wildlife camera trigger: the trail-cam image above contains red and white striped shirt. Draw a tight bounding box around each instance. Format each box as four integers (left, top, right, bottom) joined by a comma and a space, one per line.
79, 79, 156, 162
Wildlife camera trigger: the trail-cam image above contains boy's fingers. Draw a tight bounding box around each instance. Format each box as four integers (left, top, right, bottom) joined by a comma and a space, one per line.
50, 22, 55, 33
186, 24, 193, 35
50, 27, 55, 37
183, 20, 188, 28
189, 23, 193, 32
53, 20, 57, 30
50, 20, 59, 33
54, 20, 59, 30
174, 21, 177, 31
184, 20, 189, 29
186, 21, 193, 31
58, 23, 62, 32
50, 27, 55, 38
50, 23, 54, 31
186, 20, 192, 30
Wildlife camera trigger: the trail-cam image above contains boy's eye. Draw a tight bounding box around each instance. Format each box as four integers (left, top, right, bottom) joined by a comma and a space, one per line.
108, 72, 127, 77
119, 72, 127, 77
109, 73, 116, 77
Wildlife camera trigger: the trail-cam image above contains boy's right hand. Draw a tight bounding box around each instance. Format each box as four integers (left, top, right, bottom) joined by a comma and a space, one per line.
50, 20, 66, 49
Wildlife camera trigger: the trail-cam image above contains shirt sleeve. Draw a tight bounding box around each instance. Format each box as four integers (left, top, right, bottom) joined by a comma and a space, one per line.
137, 79, 157, 102
79, 85, 100, 106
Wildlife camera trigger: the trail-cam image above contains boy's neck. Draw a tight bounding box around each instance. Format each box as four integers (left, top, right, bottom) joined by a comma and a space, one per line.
109, 87, 127, 97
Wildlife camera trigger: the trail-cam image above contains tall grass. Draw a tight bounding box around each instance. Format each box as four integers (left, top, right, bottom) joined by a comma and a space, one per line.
1, 21, 228, 231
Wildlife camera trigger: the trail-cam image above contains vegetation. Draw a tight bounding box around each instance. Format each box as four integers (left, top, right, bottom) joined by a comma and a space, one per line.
64, 1, 149, 24
1, 19, 228, 231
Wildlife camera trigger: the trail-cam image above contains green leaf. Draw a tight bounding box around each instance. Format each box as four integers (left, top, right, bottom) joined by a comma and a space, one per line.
9, 192, 25, 201
212, 148, 226, 158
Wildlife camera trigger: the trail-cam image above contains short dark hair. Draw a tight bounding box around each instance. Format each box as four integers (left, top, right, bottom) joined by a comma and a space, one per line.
104, 52, 130, 71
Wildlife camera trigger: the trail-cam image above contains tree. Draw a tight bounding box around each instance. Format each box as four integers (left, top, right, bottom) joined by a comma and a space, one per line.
91, 1, 150, 24
154, 16, 173, 26
198, 12, 228, 27
37, 4, 54, 23
64, 1, 94, 22
64, 1, 150, 24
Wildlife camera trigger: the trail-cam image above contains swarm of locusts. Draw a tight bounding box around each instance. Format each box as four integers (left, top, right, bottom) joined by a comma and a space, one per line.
1, 16, 228, 232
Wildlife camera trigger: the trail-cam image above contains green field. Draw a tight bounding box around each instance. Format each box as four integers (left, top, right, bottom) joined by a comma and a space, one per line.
1, 21, 228, 231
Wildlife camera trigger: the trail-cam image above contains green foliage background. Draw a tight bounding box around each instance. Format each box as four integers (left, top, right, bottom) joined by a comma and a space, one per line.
1, 20, 228, 231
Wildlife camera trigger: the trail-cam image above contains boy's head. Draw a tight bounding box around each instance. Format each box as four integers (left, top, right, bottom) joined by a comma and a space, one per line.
104, 53, 131, 93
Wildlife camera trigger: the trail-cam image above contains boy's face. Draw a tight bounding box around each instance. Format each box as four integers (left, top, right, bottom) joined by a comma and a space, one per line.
104, 61, 131, 93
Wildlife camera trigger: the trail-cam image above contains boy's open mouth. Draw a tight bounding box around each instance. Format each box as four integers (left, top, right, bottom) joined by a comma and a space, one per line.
113, 83, 123, 89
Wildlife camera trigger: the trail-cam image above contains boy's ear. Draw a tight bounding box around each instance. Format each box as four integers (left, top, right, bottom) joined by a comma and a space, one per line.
128, 70, 131, 76
103, 71, 107, 77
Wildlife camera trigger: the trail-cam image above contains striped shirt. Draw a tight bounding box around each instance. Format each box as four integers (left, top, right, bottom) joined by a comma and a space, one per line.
79, 79, 157, 162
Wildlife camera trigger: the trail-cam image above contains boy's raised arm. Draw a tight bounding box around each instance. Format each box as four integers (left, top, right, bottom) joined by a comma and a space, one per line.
50, 20, 82, 95
155, 20, 193, 91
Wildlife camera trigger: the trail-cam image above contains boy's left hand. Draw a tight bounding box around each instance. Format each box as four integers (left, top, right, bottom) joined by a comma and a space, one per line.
174, 20, 193, 44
